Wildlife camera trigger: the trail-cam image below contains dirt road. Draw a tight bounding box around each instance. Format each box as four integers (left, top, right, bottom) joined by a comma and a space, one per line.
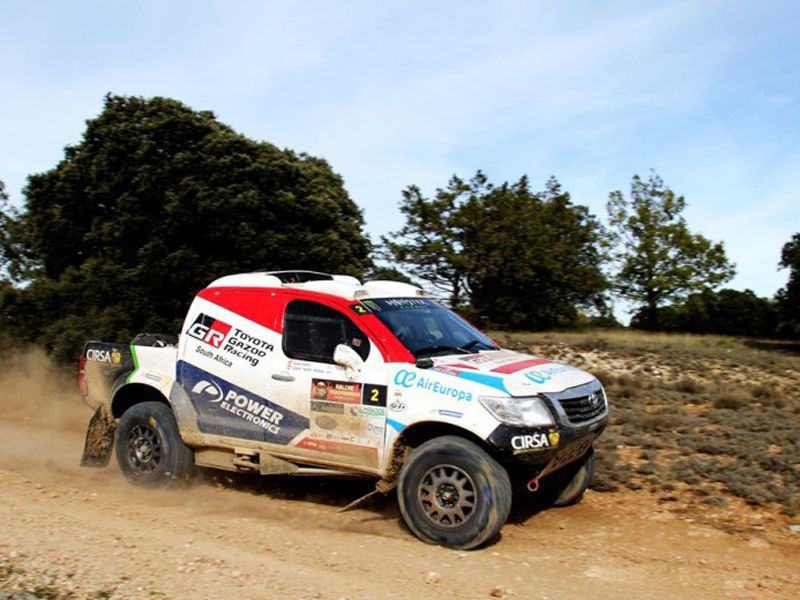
1, 351, 798, 599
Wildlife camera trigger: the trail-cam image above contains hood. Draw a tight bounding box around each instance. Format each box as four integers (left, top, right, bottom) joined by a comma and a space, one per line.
429, 348, 595, 397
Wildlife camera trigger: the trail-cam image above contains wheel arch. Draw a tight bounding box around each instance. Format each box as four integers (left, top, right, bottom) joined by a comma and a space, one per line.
111, 383, 170, 418
387, 420, 502, 478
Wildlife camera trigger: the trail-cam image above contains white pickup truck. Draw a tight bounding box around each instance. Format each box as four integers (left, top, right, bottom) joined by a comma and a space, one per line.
80, 270, 608, 549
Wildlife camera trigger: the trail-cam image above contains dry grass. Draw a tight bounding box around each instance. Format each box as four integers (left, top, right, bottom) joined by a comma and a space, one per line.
492, 329, 800, 373
495, 328, 800, 518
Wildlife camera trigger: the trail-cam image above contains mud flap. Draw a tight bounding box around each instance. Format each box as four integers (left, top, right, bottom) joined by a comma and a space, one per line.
80, 405, 117, 468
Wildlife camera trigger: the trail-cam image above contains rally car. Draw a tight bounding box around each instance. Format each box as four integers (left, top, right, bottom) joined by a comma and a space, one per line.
79, 270, 608, 549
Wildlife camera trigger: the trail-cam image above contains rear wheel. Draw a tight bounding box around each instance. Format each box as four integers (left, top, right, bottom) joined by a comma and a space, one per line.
114, 401, 193, 487
398, 436, 511, 550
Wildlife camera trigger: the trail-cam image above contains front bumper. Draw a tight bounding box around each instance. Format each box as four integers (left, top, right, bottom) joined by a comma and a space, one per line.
486, 380, 609, 476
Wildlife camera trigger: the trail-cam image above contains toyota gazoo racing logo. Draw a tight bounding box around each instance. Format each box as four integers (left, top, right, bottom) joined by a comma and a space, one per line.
393, 369, 473, 402
186, 313, 232, 349
191, 379, 223, 403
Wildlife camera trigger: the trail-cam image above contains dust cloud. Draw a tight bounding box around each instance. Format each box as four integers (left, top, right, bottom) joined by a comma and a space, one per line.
0, 346, 88, 434
0, 347, 399, 537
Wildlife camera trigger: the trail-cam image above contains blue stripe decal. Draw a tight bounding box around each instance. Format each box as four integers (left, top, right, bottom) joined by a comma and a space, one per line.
387, 419, 405, 432
455, 371, 510, 394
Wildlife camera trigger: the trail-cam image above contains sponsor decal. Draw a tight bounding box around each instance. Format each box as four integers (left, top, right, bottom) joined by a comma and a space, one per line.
491, 357, 550, 374
314, 416, 337, 430
311, 379, 362, 404
144, 373, 162, 382
349, 302, 372, 315
362, 384, 387, 407
394, 370, 473, 402
523, 365, 573, 385
187, 313, 231, 349
194, 345, 233, 367
296, 437, 378, 466
431, 365, 463, 376
438, 409, 463, 419
191, 379, 223, 402
352, 405, 385, 417
187, 313, 273, 367
367, 422, 385, 434
179, 361, 308, 444
86, 347, 123, 364
361, 299, 383, 312
511, 428, 560, 453
389, 399, 407, 412
311, 400, 345, 415
381, 298, 428, 309
458, 349, 519, 366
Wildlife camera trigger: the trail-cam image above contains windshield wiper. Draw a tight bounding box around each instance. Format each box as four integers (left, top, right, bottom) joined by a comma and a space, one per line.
414, 345, 470, 357
458, 339, 497, 352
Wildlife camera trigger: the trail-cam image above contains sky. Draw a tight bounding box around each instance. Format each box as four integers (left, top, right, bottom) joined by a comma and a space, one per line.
1, 0, 799, 313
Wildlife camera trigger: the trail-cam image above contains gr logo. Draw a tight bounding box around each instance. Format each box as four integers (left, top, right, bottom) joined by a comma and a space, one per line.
394, 370, 417, 388
187, 313, 231, 348
191, 380, 223, 403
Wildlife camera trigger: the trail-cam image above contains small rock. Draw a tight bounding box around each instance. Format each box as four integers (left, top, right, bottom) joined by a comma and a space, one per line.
425, 571, 440, 584
789, 524, 800, 534
490, 586, 504, 597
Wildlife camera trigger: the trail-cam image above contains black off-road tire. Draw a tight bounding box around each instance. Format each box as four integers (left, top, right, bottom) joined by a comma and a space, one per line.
397, 436, 512, 550
542, 447, 595, 508
114, 401, 194, 487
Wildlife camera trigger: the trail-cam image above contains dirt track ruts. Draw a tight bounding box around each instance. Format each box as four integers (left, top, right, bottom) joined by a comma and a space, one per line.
1, 350, 798, 599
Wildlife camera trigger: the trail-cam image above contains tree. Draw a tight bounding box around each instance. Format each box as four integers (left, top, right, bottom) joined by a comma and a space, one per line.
631, 288, 778, 337
0, 94, 371, 361
776, 232, 800, 335
465, 177, 609, 329
607, 172, 735, 329
383, 172, 609, 329
381, 172, 491, 307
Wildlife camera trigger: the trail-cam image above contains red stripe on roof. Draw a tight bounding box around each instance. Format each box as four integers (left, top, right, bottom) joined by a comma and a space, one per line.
491, 358, 551, 374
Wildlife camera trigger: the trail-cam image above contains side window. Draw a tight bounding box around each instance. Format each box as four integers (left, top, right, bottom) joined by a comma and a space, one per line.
283, 300, 371, 363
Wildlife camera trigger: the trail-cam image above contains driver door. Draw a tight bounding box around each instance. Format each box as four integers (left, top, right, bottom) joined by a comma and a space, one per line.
266, 299, 388, 470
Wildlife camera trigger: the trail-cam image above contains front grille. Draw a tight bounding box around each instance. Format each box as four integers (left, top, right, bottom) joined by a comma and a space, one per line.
558, 393, 605, 423
546, 383, 606, 424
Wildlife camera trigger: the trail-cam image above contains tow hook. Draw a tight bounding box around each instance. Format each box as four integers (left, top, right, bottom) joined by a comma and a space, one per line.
526, 476, 541, 493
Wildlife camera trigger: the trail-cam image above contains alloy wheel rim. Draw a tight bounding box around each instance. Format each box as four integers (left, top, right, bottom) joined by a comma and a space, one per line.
418, 464, 477, 528
127, 424, 162, 473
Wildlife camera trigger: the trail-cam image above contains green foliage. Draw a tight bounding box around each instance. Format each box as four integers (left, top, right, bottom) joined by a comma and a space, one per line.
382, 171, 609, 329
776, 232, 800, 336
364, 265, 417, 285
607, 171, 735, 329
0, 94, 370, 362
381, 173, 488, 307
465, 176, 609, 329
630, 288, 778, 337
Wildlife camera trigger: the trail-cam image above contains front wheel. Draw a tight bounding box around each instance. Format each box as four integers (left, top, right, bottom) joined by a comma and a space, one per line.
541, 447, 595, 507
397, 436, 511, 550
114, 401, 194, 487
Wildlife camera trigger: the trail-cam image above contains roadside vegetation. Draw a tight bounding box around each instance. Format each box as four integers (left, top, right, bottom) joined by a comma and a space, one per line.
496, 329, 800, 523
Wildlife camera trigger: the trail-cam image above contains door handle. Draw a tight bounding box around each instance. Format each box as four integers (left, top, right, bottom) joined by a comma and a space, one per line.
271, 372, 295, 382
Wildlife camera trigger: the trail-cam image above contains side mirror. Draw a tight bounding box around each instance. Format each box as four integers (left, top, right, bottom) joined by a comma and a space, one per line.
333, 344, 364, 381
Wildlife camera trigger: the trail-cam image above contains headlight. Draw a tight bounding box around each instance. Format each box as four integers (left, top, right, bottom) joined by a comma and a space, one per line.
479, 395, 554, 427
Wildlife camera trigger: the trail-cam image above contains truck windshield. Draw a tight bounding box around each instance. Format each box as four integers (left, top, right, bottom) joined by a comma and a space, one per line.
363, 298, 499, 358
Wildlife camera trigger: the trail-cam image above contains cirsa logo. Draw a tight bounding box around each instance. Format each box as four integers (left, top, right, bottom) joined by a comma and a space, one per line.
394, 370, 417, 388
